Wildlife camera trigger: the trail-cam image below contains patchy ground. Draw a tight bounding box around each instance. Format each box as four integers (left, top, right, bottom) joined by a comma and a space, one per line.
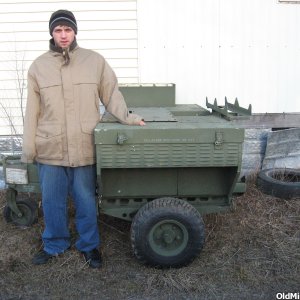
0, 183, 299, 300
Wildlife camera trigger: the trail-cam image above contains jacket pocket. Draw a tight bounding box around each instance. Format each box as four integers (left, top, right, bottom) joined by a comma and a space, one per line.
35, 123, 63, 160
81, 121, 97, 159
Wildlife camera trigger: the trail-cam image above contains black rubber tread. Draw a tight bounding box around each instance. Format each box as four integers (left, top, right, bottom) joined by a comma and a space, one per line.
256, 168, 300, 199
130, 197, 205, 268
3, 198, 38, 227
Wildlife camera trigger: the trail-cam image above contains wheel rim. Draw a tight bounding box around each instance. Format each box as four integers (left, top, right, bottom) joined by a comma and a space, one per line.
148, 219, 189, 257
9, 203, 33, 226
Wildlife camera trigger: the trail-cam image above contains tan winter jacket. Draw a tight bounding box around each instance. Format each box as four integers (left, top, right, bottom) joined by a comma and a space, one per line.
21, 40, 142, 167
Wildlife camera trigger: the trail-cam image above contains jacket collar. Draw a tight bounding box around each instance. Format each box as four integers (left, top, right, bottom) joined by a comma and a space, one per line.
49, 38, 78, 65
49, 38, 78, 53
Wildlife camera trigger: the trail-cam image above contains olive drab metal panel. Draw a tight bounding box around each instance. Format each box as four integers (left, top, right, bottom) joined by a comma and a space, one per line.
2, 85, 249, 224
95, 85, 246, 215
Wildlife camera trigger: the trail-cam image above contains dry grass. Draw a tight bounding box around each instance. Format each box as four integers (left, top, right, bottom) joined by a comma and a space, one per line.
0, 183, 299, 299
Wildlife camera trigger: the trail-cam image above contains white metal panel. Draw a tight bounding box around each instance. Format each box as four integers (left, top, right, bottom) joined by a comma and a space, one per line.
218, 0, 300, 113
0, 0, 138, 135
137, 0, 220, 108
137, 0, 300, 113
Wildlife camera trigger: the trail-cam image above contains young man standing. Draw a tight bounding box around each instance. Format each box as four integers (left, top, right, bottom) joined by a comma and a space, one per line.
21, 10, 145, 268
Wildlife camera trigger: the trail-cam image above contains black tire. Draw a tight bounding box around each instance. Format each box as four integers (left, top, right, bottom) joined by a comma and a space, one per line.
256, 168, 300, 199
3, 198, 38, 227
130, 197, 205, 268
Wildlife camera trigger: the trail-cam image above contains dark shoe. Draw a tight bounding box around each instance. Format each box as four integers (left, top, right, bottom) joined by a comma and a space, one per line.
32, 250, 54, 265
82, 249, 102, 268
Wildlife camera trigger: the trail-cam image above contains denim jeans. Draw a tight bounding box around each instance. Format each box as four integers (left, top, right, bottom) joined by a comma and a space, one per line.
38, 163, 100, 255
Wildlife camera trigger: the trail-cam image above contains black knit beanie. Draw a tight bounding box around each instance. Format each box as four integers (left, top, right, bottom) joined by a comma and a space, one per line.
49, 10, 77, 36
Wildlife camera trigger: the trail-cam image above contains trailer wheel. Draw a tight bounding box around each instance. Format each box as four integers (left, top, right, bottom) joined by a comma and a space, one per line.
256, 168, 300, 199
130, 197, 205, 267
3, 198, 38, 227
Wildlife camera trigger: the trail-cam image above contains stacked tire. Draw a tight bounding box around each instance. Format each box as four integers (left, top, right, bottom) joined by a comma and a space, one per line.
256, 168, 300, 199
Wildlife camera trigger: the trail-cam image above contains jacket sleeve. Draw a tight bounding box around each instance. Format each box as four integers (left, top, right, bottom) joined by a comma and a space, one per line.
21, 70, 40, 163
98, 60, 142, 125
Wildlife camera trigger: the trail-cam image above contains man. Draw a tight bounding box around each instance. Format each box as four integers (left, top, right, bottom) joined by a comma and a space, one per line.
21, 10, 145, 268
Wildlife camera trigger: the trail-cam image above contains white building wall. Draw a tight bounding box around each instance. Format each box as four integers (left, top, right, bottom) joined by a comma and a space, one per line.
137, 0, 300, 114
0, 0, 138, 135
0, 0, 299, 136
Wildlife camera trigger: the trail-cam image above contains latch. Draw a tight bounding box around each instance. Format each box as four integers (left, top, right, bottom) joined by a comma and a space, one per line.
214, 131, 223, 149
117, 133, 128, 145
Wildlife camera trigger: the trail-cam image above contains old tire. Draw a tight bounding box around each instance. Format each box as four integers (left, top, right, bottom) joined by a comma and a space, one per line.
256, 168, 300, 199
3, 198, 38, 227
130, 197, 205, 267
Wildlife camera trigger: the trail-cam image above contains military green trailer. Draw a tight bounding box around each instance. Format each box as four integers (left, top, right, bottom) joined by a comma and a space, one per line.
2, 84, 249, 267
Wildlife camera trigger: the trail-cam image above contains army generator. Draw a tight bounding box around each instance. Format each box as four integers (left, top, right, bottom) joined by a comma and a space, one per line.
2, 84, 249, 267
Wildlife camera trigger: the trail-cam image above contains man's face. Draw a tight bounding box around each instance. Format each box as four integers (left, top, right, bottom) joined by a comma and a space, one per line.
52, 25, 75, 48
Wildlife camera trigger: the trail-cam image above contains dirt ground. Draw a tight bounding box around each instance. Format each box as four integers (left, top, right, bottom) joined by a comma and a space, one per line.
0, 182, 299, 300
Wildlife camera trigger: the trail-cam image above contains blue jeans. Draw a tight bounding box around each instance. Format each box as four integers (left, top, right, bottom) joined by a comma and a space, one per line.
38, 163, 100, 255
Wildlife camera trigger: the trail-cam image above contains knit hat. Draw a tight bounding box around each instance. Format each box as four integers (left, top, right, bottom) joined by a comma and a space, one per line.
49, 10, 77, 36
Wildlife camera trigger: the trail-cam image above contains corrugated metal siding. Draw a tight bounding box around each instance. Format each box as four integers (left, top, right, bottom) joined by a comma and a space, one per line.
137, 0, 300, 114
0, 0, 138, 135
262, 128, 300, 169
241, 129, 271, 179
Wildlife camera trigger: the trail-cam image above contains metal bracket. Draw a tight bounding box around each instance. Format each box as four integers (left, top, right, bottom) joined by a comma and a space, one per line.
6, 188, 22, 217
117, 133, 128, 145
206, 97, 252, 120
214, 131, 224, 149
